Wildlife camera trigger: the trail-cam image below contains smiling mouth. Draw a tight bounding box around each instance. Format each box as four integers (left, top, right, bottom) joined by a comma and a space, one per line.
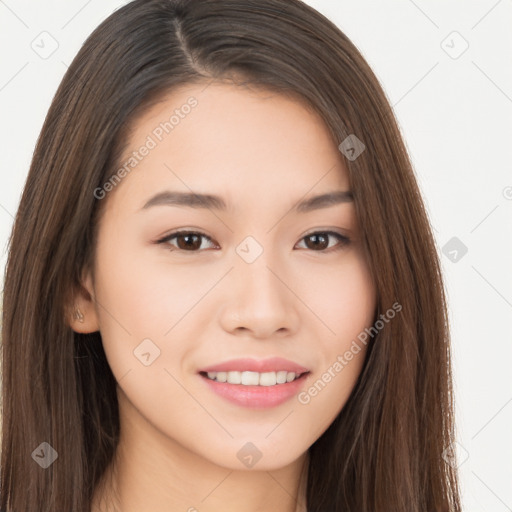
199, 370, 309, 386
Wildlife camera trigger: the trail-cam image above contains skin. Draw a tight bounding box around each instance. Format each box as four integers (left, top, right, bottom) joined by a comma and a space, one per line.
72, 81, 377, 512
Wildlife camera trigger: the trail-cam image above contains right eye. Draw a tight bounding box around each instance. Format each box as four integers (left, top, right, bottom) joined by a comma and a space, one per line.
156, 230, 218, 252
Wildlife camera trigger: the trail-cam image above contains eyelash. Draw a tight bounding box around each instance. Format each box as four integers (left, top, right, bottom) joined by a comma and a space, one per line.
155, 229, 350, 253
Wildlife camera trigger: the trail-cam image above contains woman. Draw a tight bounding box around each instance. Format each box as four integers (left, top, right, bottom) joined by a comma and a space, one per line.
0, 0, 462, 510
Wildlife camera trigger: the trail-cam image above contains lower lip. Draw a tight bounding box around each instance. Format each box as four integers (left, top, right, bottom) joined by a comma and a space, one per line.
200, 373, 309, 408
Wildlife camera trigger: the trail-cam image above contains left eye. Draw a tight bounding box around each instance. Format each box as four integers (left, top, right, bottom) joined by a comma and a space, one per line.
296, 231, 350, 251
156, 230, 350, 252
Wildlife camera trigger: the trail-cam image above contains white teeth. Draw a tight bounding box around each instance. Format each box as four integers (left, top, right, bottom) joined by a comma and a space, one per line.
227, 371, 242, 384
204, 370, 302, 385
241, 371, 259, 385
259, 372, 277, 386
276, 370, 288, 384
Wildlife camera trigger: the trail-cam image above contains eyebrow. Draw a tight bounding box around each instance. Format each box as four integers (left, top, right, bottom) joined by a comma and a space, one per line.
141, 189, 353, 213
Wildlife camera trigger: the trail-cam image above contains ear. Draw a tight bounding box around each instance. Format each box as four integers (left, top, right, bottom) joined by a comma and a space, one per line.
67, 269, 100, 333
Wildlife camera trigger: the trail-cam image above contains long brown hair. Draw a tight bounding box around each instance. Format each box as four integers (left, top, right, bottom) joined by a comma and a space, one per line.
1, 0, 462, 510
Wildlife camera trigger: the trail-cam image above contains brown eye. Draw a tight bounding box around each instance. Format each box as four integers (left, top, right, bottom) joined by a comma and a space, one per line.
296, 231, 350, 252
158, 231, 216, 251
174, 233, 202, 250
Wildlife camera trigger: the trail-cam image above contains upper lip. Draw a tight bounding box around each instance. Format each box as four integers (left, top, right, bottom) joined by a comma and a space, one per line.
198, 357, 309, 374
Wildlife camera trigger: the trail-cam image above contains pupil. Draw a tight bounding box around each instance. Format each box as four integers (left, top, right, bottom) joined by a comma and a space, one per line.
309, 234, 327, 249
181, 234, 199, 249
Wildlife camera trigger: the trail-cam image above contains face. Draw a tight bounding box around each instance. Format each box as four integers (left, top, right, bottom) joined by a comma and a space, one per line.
78, 81, 376, 471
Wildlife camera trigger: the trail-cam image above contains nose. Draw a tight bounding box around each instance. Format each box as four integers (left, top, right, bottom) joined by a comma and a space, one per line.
218, 253, 301, 339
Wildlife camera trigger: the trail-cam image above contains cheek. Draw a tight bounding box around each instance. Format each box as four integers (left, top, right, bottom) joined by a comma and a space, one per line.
92, 232, 222, 384
93, 233, 199, 335
91, 230, 170, 377
296, 249, 376, 340
291, 252, 375, 430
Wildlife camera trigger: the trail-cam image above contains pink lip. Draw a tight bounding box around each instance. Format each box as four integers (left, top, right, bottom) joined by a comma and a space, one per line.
198, 357, 311, 409
200, 373, 309, 409
198, 357, 309, 374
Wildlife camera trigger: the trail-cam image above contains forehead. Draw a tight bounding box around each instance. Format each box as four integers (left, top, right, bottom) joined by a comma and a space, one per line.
107, 81, 350, 214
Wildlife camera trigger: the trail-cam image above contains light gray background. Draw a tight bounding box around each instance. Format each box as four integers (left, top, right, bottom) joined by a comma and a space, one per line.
1, 1, 511, 510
